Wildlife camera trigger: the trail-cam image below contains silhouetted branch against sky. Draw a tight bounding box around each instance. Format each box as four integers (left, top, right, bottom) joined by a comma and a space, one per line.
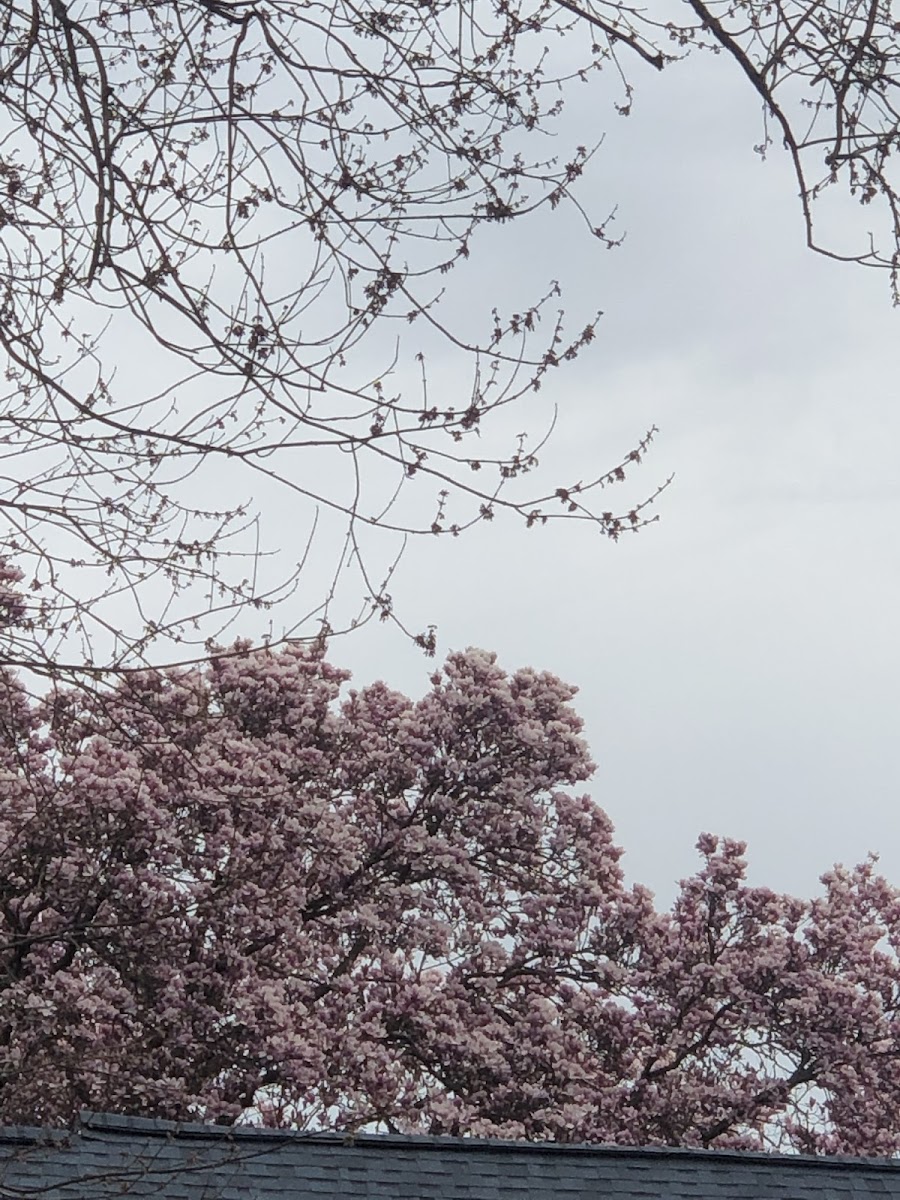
0, 0, 897, 687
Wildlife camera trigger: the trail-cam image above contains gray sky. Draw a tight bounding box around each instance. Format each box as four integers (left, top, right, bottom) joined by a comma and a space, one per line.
308, 45, 900, 907
29, 27, 897, 913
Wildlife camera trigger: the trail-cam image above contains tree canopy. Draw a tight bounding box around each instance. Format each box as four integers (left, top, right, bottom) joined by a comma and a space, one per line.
2, 624, 899, 1153
2, 0, 899, 681
3, 0, 899, 1161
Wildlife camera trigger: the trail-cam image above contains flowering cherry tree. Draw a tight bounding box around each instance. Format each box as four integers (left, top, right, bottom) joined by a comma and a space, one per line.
1, 567, 899, 1153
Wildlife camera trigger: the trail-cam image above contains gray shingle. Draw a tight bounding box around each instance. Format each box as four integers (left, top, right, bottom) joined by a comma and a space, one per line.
0, 1111, 899, 1199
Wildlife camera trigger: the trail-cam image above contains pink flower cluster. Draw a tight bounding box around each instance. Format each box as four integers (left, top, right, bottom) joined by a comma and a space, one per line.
0, 640, 898, 1153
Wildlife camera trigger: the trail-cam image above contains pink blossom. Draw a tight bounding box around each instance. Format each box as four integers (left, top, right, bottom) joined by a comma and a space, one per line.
0, 641, 897, 1153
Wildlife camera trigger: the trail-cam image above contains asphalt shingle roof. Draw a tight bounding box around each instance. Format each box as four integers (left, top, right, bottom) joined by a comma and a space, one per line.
1, 1111, 900, 1199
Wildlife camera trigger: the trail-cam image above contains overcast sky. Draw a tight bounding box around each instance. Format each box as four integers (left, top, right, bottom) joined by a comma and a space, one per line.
288, 42, 900, 908
35, 22, 897, 913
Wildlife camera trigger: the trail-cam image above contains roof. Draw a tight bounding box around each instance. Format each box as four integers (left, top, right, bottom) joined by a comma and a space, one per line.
0, 1111, 899, 1199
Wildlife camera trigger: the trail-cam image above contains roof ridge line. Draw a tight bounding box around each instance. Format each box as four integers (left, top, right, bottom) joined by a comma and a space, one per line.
68, 1114, 900, 1171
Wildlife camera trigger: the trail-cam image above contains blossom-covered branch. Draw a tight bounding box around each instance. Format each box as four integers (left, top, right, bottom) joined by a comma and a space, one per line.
0, 617, 898, 1152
